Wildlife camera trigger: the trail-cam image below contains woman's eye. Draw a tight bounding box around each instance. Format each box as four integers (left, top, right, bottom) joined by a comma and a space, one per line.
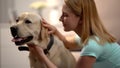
63, 14, 68, 17
25, 20, 32, 24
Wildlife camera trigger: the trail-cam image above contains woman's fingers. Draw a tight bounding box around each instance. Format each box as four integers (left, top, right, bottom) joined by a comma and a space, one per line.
41, 18, 57, 34
41, 19, 50, 28
41, 18, 48, 24
27, 44, 44, 55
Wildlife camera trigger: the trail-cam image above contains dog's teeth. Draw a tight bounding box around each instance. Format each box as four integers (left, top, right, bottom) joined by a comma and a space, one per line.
15, 35, 18, 38
17, 38, 23, 41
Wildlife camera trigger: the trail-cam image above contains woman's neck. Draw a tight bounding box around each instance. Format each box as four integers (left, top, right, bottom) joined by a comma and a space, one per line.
74, 26, 82, 37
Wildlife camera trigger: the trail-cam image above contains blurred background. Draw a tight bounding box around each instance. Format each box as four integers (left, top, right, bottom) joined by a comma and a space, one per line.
0, 0, 120, 68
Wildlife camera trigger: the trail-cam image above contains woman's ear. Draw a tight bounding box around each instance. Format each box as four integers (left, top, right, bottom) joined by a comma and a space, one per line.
77, 17, 82, 25
79, 14, 83, 24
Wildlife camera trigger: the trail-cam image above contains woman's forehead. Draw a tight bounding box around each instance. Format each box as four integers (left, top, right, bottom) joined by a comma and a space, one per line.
62, 4, 72, 13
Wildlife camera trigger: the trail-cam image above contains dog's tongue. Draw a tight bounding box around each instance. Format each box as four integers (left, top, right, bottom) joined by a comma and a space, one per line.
12, 38, 23, 42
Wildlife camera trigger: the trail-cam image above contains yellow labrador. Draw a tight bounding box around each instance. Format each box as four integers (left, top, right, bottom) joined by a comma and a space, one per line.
10, 12, 76, 68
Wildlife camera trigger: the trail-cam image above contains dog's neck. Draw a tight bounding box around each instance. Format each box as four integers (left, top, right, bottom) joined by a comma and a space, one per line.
33, 39, 48, 48
33, 27, 51, 49
43, 34, 54, 54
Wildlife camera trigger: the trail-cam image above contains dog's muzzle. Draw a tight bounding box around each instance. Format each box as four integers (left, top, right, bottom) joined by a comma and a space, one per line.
10, 26, 33, 45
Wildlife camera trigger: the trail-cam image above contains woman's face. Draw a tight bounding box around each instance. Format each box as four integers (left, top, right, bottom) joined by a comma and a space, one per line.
59, 4, 80, 31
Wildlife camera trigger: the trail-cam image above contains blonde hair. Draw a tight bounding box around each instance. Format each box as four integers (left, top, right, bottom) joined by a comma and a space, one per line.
64, 0, 116, 45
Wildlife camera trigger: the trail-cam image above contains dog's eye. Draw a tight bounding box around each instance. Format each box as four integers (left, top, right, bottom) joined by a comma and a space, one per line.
25, 20, 31, 24
16, 19, 19, 22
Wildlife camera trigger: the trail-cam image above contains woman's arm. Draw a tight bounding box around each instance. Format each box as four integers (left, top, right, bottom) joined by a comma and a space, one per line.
42, 21, 82, 50
28, 44, 57, 68
76, 56, 96, 68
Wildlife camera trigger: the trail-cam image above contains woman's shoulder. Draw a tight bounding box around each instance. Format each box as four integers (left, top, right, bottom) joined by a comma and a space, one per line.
85, 36, 120, 54
81, 36, 104, 58
87, 36, 100, 46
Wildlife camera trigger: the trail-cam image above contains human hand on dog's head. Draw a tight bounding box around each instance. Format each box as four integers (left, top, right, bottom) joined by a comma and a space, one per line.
42, 19, 58, 35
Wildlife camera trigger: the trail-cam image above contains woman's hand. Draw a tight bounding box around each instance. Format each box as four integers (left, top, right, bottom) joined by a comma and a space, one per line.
27, 44, 45, 60
42, 19, 63, 41
42, 19, 58, 35
27, 44, 57, 68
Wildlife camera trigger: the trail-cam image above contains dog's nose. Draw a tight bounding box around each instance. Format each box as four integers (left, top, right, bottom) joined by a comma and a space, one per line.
10, 26, 18, 37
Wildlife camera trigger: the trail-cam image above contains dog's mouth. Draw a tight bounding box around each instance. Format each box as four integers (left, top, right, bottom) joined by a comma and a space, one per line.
12, 35, 33, 45
10, 26, 33, 45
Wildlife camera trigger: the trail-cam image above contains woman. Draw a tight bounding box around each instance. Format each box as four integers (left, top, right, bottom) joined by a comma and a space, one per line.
28, 0, 120, 68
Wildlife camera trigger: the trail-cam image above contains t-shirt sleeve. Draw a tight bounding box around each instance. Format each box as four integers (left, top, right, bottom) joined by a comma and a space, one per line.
80, 39, 103, 59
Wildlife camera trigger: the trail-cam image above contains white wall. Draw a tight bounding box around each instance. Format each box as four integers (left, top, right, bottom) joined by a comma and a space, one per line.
95, 0, 120, 41
0, 0, 14, 23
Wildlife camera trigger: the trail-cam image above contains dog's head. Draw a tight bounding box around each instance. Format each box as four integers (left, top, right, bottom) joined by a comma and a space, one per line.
10, 12, 47, 45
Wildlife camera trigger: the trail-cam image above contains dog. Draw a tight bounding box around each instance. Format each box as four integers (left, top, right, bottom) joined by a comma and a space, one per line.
10, 12, 76, 68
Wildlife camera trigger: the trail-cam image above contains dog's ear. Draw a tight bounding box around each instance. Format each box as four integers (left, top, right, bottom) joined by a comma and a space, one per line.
38, 22, 42, 41
41, 25, 48, 40
38, 22, 48, 41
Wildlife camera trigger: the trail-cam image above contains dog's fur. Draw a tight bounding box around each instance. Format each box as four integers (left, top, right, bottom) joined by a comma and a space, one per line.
10, 12, 76, 68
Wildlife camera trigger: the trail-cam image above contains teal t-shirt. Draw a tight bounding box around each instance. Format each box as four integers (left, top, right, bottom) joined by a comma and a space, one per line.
80, 37, 120, 68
